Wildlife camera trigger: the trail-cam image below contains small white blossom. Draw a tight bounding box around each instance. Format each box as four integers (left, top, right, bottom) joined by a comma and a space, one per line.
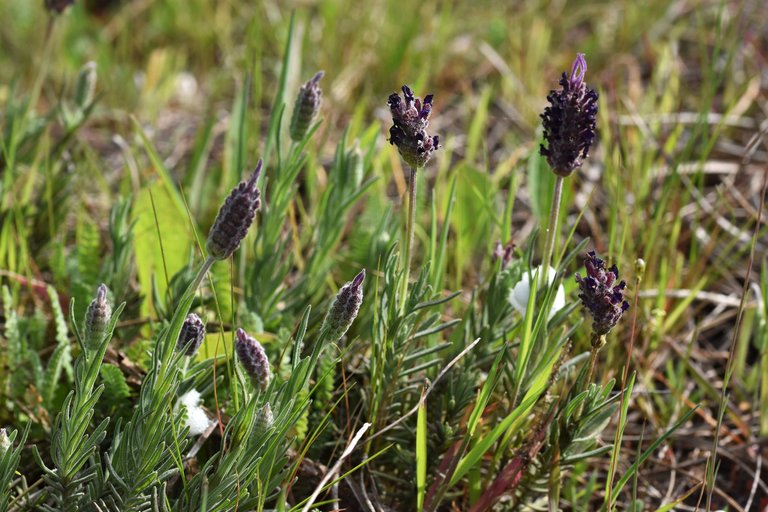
508, 266, 565, 320
178, 390, 212, 436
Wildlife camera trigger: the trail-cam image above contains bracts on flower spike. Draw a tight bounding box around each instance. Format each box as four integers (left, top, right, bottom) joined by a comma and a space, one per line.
235, 328, 272, 391
177, 313, 206, 357
206, 161, 262, 260
387, 85, 439, 169
320, 269, 365, 344
290, 71, 324, 143
84, 284, 112, 351
575, 251, 629, 340
540, 53, 599, 177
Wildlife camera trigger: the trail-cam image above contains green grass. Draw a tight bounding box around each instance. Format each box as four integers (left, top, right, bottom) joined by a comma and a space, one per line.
1, 0, 766, 510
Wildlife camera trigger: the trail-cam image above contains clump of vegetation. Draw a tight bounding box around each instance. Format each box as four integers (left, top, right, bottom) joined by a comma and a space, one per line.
1, 1, 765, 510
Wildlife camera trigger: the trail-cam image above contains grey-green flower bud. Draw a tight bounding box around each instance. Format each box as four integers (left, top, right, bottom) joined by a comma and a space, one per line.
255, 403, 274, 433
320, 269, 365, 343
74, 61, 97, 109
84, 284, 111, 350
235, 328, 271, 391
289, 71, 324, 142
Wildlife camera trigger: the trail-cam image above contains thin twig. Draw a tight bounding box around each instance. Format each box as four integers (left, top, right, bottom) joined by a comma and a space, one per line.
300, 422, 371, 512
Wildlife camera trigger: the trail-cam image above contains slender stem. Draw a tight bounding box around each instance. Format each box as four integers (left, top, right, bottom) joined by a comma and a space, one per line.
540, 175, 564, 289
400, 166, 418, 312
585, 345, 600, 388
576, 334, 605, 420
607, 269, 643, 507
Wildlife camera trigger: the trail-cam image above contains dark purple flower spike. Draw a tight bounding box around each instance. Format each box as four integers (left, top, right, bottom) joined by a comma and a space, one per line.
206, 161, 262, 260
235, 328, 271, 391
177, 313, 206, 357
387, 85, 439, 169
575, 251, 629, 338
540, 53, 599, 177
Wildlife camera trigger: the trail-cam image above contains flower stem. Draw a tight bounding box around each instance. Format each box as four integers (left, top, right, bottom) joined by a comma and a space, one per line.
585, 345, 600, 388
540, 175, 564, 289
400, 166, 418, 313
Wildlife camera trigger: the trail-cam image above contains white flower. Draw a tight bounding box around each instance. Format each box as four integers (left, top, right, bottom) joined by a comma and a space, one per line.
508, 266, 565, 320
178, 389, 212, 436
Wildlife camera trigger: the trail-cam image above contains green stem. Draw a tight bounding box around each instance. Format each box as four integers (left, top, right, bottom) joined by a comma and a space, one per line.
400, 166, 418, 313
539, 175, 564, 289
585, 345, 600, 388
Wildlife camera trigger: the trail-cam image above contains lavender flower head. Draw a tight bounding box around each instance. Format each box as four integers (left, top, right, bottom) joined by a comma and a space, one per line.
387, 85, 439, 169
235, 328, 271, 391
206, 161, 262, 260
290, 71, 324, 142
84, 284, 112, 350
540, 53, 599, 177
575, 251, 629, 337
177, 313, 206, 356
321, 270, 365, 343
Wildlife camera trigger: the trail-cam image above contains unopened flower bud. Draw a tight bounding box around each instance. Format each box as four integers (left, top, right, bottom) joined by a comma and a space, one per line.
290, 71, 324, 142
235, 328, 271, 391
84, 284, 111, 350
255, 403, 274, 432
321, 270, 365, 343
388, 85, 439, 169
177, 313, 206, 356
74, 61, 98, 109
0, 428, 10, 454
207, 161, 262, 260
540, 53, 599, 177
635, 258, 646, 282
575, 251, 629, 336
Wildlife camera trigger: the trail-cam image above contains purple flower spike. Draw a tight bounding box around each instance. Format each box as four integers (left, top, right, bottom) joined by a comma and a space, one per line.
321, 269, 365, 343
388, 85, 439, 169
206, 161, 262, 260
177, 313, 206, 357
235, 328, 271, 391
540, 53, 599, 177
575, 251, 629, 337
290, 71, 324, 142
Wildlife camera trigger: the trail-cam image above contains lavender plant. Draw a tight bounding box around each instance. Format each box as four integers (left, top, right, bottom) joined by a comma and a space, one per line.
3, 6, 736, 509
538, 53, 598, 290
387, 85, 439, 311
